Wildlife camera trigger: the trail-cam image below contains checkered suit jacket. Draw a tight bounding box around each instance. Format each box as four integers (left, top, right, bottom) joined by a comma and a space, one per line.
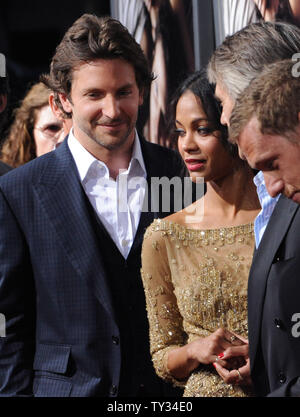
0, 137, 188, 396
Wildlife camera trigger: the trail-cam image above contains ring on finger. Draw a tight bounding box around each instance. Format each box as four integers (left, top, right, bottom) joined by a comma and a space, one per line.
215, 355, 219, 362
237, 369, 243, 381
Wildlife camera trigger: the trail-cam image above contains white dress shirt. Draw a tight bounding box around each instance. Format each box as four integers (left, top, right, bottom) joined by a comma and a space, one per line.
68, 129, 147, 258
253, 170, 280, 248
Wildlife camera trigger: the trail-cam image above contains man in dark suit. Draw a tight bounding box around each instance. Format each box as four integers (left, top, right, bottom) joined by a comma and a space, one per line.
227, 59, 300, 396
0, 14, 192, 397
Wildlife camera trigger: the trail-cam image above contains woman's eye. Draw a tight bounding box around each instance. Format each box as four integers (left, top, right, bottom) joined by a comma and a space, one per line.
174, 128, 185, 137
197, 127, 212, 136
45, 124, 61, 133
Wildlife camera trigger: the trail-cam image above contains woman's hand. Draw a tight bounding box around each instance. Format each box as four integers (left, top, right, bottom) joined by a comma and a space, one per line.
167, 328, 246, 380
213, 343, 252, 386
187, 328, 245, 366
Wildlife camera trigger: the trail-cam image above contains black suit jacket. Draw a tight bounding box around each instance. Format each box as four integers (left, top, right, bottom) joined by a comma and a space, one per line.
0, 137, 191, 396
248, 194, 300, 396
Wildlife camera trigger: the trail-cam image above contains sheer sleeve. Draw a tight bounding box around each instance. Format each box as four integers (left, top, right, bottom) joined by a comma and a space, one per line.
141, 221, 187, 387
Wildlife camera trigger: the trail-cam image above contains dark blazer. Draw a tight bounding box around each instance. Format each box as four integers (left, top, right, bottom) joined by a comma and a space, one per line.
0, 161, 12, 176
0, 137, 190, 397
248, 194, 300, 396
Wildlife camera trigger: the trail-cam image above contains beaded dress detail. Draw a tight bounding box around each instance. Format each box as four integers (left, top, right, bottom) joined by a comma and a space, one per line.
141, 219, 255, 397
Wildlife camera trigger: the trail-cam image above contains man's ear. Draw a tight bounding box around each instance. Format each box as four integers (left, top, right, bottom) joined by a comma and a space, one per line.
0, 94, 7, 113
58, 92, 73, 114
138, 88, 144, 107
49, 93, 63, 119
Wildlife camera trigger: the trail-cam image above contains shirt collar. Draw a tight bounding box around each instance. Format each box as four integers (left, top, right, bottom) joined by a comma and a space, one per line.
253, 170, 265, 188
253, 169, 280, 207
67, 129, 146, 182
126, 130, 146, 176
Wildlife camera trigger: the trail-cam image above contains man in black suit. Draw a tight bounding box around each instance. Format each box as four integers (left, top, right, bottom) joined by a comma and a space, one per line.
0, 54, 12, 175
0, 14, 191, 396
227, 59, 300, 396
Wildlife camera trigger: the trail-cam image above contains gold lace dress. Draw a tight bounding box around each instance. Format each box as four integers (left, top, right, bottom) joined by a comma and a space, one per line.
141, 218, 255, 397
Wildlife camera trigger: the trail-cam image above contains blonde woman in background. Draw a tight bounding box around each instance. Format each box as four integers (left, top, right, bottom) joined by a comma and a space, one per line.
1, 82, 65, 167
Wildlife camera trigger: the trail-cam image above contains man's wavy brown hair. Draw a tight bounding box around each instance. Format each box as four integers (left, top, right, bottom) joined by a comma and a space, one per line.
41, 14, 154, 118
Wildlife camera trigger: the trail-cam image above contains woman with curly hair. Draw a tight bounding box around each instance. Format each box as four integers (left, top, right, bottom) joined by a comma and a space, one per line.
141, 70, 260, 397
1, 82, 65, 168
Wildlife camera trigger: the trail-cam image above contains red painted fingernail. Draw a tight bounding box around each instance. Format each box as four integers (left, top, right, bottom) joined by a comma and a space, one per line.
218, 353, 224, 358
212, 363, 216, 368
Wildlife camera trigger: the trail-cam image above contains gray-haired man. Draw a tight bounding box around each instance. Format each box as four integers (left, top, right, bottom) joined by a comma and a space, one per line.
207, 21, 300, 396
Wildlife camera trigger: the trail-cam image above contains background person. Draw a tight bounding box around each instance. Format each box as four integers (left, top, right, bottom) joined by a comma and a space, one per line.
141, 69, 260, 397
1, 82, 64, 167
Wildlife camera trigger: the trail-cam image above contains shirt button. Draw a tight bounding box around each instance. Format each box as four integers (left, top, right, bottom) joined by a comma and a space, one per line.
122, 240, 128, 247
112, 336, 119, 345
278, 372, 286, 384
109, 385, 118, 396
274, 318, 283, 329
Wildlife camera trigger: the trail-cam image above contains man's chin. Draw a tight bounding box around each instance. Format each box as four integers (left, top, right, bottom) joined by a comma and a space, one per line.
93, 131, 133, 150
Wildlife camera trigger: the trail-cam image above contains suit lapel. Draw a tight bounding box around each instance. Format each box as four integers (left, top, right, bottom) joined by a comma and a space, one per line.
129, 138, 163, 255
33, 140, 116, 322
248, 195, 299, 369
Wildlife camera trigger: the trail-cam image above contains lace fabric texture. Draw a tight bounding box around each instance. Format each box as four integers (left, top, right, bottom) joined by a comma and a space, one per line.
141, 218, 255, 397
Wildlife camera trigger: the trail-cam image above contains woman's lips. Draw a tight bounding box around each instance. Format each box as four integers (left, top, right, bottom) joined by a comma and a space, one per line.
185, 159, 206, 171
